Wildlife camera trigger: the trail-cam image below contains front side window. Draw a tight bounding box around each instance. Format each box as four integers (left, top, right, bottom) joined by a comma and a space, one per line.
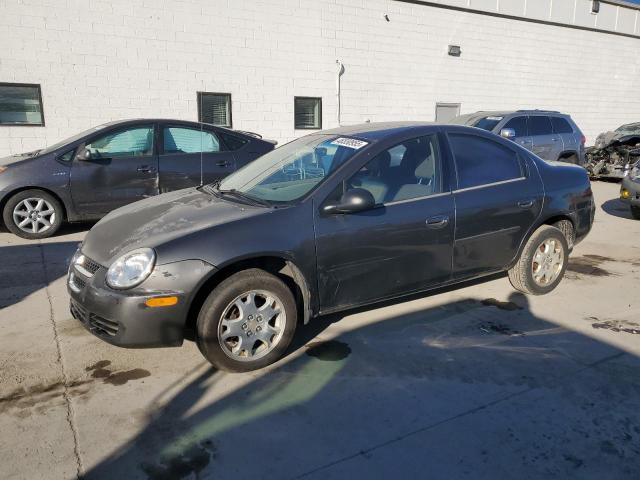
348, 135, 441, 204
218, 134, 364, 203
0, 83, 44, 126
163, 127, 220, 154
85, 126, 153, 158
528, 116, 553, 136
449, 133, 523, 190
503, 116, 528, 137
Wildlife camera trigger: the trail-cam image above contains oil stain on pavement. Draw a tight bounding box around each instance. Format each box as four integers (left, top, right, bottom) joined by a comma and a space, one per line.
586, 317, 640, 335
86, 360, 151, 386
566, 254, 615, 278
306, 340, 351, 361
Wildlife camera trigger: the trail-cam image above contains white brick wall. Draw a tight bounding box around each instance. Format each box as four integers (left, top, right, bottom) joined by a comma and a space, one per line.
0, 0, 639, 156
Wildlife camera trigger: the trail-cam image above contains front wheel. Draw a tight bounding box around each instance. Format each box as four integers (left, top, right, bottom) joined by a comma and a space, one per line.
631, 205, 640, 220
508, 225, 569, 295
2, 189, 64, 239
196, 269, 297, 372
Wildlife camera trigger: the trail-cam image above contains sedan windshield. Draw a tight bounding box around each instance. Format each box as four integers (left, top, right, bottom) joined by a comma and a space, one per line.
217, 134, 367, 203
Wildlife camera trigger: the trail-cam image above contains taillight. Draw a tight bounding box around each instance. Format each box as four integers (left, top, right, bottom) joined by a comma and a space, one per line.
580, 135, 586, 145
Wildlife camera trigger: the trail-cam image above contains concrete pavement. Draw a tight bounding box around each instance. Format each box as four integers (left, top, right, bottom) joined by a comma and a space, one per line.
1, 180, 639, 479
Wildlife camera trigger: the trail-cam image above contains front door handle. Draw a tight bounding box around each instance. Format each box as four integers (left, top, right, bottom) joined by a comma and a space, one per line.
426, 215, 449, 229
518, 199, 534, 209
216, 161, 231, 167
137, 165, 157, 173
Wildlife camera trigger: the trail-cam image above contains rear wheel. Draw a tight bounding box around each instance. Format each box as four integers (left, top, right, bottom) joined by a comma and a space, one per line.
2, 189, 63, 239
631, 205, 640, 220
196, 269, 297, 372
508, 225, 568, 295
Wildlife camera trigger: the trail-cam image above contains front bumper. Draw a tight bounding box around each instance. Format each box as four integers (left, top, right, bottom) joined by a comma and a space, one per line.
621, 176, 640, 207
68, 255, 215, 348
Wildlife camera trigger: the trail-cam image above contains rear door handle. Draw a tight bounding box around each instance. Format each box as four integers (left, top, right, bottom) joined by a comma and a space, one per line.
426, 215, 449, 229
518, 199, 534, 209
216, 161, 231, 167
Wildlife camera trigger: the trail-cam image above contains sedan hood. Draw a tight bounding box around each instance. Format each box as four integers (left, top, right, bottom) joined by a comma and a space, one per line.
81, 188, 266, 265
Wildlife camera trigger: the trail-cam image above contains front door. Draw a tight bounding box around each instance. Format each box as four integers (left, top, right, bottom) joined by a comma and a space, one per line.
158, 125, 236, 192
70, 124, 159, 216
445, 131, 543, 278
314, 134, 455, 312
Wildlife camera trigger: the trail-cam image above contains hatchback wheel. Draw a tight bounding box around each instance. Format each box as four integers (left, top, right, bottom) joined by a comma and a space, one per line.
196, 268, 297, 372
2, 189, 63, 239
508, 225, 568, 295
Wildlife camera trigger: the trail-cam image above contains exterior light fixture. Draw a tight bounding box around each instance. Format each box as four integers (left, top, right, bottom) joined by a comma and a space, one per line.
591, 1, 600, 14
448, 45, 461, 57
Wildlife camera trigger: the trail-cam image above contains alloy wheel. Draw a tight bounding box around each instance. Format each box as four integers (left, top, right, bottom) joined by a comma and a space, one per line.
531, 238, 564, 286
12, 198, 56, 234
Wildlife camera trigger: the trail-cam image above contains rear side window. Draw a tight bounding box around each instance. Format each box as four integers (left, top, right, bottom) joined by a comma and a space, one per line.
219, 132, 248, 151
163, 127, 221, 154
551, 117, 574, 134
449, 133, 523, 190
503, 116, 528, 137
528, 116, 553, 136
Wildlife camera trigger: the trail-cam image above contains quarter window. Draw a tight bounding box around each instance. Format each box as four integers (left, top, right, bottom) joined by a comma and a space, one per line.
503, 116, 528, 137
163, 127, 221, 154
0, 83, 44, 126
294, 97, 322, 130
528, 116, 553, 136
348, 135, 441, 204
198, 92, 232, 128
85, 126, 153, 158
551, 117, 574, 134
219, 132, 248, 151
449, 134, 523, 189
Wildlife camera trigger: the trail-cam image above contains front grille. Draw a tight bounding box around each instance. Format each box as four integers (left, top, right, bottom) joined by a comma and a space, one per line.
89, 314, 119, 337
71, 273, 86, 290
70, 299, 88, 323
83, 257, 102, 275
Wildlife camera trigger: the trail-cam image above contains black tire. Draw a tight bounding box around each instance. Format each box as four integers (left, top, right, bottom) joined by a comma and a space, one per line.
552, 219, 575, 249
196, 268, 297, 372
631, 206, 640, 220
2, 189, 64, 239
508, 225, 569, 295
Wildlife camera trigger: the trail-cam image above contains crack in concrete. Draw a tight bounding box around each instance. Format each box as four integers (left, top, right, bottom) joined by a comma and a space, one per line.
292, 351, 627, 479
39, 242, 84, 479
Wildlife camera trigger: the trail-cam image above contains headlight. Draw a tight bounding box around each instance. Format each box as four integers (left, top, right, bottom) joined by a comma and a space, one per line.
106, 248, 156, 289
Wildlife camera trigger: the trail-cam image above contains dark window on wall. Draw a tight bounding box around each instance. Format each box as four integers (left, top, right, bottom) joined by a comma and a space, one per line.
294, 97, 322, 129
0, 83, 45, 126
198, 92, 232, 128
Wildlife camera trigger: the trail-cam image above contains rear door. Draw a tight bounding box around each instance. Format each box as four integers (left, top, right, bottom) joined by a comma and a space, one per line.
70, 123, 159, 215
551, 116, 578, 162
446, 130, 543, 278
158, 124, 236, 192
529, 115, 562, 161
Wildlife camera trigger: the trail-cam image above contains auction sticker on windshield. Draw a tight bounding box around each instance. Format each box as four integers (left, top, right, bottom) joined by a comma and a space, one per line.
331, 137, 369, 149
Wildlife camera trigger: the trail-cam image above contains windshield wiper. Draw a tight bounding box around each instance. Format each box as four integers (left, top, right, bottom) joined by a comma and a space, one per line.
217, 188, 272, 207
200, 180, 221, 195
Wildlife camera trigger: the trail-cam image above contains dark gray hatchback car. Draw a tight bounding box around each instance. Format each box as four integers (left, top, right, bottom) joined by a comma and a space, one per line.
451, 110, 586, 165
0, 119, 275, 239
68, 122, 594, 372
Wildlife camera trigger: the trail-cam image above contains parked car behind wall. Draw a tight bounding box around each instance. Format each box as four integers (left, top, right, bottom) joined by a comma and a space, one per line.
0, 119, 275, 239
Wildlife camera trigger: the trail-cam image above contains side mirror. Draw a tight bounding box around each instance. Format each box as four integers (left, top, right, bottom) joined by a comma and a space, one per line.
323, 188, 376, 214
76, 148, 92, 161
500, 128, 516, 140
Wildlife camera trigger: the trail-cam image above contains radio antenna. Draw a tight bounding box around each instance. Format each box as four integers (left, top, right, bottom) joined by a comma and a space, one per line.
199, 92, 204, 186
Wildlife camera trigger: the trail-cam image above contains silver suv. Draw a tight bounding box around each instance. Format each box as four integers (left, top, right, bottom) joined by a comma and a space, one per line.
451, 110, 586, 165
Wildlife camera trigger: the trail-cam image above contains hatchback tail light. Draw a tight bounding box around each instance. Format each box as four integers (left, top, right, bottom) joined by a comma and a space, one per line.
580, 135, 586, 145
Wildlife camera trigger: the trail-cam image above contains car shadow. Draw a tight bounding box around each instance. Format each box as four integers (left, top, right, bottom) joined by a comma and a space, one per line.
601, 198, 633, 220
84, 289, 640, 479
0, 241, 79, 309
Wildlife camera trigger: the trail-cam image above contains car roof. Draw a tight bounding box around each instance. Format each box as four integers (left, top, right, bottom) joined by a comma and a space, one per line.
320, 121, 438, 141
94, 118, 245, 133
